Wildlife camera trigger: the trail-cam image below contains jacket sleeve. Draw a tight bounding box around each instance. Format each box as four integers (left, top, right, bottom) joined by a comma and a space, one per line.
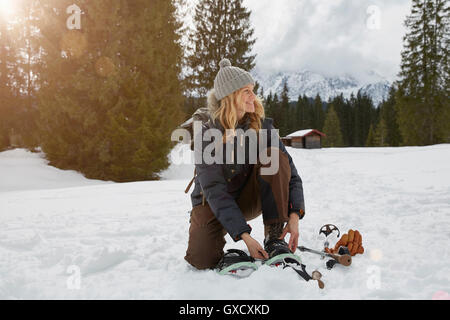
194, 125, 252, 241
268, 121, 306, 218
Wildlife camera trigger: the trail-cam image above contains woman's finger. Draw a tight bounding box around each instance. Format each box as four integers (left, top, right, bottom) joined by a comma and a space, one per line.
259, 249, 269, 259
255, 248, 265, 259
279, 226, 288, 240
289, 233, 298, 252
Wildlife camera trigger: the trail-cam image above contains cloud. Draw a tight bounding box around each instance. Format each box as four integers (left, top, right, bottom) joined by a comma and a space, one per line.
243, 0, 411, 82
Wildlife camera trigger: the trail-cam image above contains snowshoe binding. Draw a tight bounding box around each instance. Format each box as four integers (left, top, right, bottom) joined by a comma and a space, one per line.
263, 238, 303, 267
216, 249, 258, 278
264, 238, 325, 289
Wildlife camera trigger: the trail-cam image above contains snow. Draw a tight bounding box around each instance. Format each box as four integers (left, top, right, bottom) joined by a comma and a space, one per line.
0, 149, 112, 193
287, 129, 313, 137
1, 145, 449, 299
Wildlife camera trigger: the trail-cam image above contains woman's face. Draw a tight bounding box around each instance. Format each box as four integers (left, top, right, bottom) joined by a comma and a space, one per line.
239, 84, 256, 114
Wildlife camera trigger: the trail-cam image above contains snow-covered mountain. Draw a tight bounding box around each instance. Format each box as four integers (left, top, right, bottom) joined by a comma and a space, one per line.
175, 1, 392, 107
252, 68, 391, 107
359, 81, 392, 106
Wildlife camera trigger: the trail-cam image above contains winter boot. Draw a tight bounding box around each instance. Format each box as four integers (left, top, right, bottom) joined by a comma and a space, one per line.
263, 238, 303, 266
263, 221, 297, 265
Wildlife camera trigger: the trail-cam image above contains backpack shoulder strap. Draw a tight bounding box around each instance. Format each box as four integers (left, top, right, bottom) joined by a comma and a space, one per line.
184, 167, 196, 194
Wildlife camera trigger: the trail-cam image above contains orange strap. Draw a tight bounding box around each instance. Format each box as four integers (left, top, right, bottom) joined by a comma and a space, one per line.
184, 168, 196, 194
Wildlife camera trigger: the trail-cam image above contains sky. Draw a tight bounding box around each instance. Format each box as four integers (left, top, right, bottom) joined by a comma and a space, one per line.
183, 0, 412, 82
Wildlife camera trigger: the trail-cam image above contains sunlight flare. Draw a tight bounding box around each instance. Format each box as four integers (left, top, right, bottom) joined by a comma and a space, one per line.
0, 0, 16, 18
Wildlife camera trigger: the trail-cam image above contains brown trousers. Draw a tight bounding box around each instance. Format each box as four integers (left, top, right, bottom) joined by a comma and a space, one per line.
184, 147, 291, 270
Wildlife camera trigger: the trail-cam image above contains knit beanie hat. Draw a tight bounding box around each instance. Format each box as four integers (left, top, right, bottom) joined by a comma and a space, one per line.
214, 58, 255, 101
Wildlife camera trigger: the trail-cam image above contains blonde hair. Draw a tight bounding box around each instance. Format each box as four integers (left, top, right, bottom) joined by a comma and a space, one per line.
210, 87, 265, 143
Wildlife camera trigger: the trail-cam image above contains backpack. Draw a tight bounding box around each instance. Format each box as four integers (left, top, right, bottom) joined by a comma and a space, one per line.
179, 107, 212, 152
179, 107, 212, 203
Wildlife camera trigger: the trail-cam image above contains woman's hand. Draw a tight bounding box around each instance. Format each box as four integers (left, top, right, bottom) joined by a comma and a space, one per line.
241, 233, 269, 260
280, 213, 300, 252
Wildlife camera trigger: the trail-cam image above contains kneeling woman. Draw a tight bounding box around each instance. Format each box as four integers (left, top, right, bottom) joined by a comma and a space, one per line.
185, 58, 306, 270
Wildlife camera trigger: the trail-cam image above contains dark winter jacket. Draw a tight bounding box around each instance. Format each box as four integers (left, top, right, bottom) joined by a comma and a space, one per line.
189, 89, 305, 241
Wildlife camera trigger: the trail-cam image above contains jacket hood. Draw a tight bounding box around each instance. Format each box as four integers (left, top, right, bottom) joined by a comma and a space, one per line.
206, 89, 220, 114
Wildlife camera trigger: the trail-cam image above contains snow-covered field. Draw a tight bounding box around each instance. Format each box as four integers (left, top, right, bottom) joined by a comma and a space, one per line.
0, 145, 449, 300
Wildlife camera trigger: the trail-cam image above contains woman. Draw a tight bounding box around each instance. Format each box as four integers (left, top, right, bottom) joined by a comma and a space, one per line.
185, 58, 306, 270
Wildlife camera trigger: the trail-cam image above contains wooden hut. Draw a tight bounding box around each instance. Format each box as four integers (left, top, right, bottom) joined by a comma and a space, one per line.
281, 129, 326, 149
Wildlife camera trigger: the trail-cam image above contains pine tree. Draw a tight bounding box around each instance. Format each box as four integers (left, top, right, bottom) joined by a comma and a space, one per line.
271, 93, 281, 129
183, 0, 256, 97
0, 13, 15, 150
395, 0, 449, 145
379, 85, 402, 146
265, 91, 273, 118
352, 92, 364, 147
253, 81, 260, 98
345, 93, 355, 146
38, 0, 184, 181
329, 94, 351, 147
352, 91, 375, 147
374, 118, 389, 146
293, 95, 302, 132
0, 1, 40, 150
10, 0, 42, 149
312, 94, 325, 131
279, 81, 290, 136
366, 125, 376, 147
322, 105, 344, 147
297, 94, 310, 129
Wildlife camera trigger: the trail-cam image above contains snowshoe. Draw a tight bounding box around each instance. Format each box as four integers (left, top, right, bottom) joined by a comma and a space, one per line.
263, 239, 324, 288
216, 249, 258, 278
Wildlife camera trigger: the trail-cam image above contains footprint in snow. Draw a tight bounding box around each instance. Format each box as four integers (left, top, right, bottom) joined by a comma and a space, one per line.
0, 229, 42, 252
79, 247, 131, 276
